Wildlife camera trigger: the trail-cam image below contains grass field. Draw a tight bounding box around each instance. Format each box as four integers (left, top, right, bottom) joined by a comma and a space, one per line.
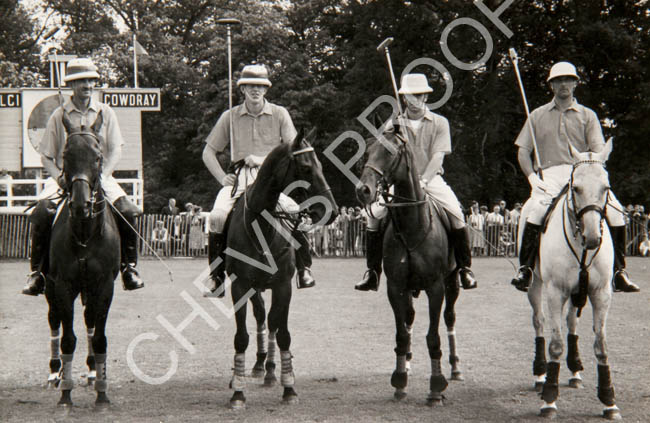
1, 257, 649, 422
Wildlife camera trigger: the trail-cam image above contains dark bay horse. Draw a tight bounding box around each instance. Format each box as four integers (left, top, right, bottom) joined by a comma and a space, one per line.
224, 129, 337, 409
355, 133, 463, 404
45, 111, 120, 409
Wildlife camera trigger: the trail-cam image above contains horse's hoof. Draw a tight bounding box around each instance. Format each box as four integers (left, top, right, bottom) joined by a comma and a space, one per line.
94, 397, 110, 412
540, 405, 557, 419
603, 407, 622, 420
393, 389, 407, 401
427, 392, 444, 406
264, 374, 277, 387
230, 391, 246, 410
250, 368, 265, 379
568, 378, 583, 389
282, 387, 299, 405
535, 381, 545, 393
451, 370, 464, 381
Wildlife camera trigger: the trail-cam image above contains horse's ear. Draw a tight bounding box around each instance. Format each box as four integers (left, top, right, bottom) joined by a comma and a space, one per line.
292, 128, 304, 150
62, 111, 74, 135
596, 137, 613, 162
91, 111, 104, 134
568, 142, 582, 162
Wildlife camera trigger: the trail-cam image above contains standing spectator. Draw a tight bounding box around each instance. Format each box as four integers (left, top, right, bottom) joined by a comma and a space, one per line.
188, 206, 204, 255
171, 215, 186, 256
335, 206, 349, 256
468, 201, 485, 256
161, 197, 179, 215
486, 205, 504, 256
498, 199, 510, 223
0, 168, 13, 207
347, 206, 360, 256
639, 233, 650, 257
509, 202, 522, 226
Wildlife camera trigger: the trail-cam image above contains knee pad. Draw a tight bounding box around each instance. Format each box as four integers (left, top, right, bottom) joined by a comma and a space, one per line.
209, 209, 228, 232
113, 196, 142, 220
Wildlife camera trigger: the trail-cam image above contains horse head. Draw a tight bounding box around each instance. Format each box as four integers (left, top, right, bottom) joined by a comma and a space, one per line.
62, 111, 104, 220
356, 131, 411, 205
568, 138, 613, 250
272, 128, 338, 226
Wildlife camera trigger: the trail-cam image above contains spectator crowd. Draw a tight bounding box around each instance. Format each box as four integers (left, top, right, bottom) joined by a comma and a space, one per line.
140, 197, 650, 259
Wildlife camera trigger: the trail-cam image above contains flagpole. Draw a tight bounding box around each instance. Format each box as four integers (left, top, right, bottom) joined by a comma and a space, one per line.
133, 34, 138, 88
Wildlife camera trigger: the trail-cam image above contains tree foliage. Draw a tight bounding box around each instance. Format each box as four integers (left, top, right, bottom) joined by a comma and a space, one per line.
4, 0, 649, 211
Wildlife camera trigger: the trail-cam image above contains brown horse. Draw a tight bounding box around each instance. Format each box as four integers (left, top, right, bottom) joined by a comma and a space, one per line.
46, 111, 120, 409
225, 129, 337, 409
356, 133, 463, 404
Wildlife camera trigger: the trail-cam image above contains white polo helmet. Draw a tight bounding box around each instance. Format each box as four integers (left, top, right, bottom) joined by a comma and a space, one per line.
237, 64, 272, 87
547, 62, 579, 82
398, 73, 433, 94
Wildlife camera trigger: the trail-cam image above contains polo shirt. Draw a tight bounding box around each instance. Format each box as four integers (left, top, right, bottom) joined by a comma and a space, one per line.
205, 100, 297, 161
515, 99, 605, 169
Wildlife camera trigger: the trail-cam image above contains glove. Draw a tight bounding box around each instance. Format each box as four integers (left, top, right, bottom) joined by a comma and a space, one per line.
56, 172, 66, 189
527, 173, 548, 193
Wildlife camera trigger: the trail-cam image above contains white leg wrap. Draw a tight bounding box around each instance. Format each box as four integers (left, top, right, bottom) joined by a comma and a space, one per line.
87, 328, 95, 357
267, 331, 277, 363
257, 329, 268, 354
280, 350, 295, 387
50, 336, 60, 359
59, 354, 74, 391
94, 353, 107, 392
231, 353, 246, 391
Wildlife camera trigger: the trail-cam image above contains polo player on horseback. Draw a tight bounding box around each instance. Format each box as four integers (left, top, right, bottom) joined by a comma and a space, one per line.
202, 64, 316, 298
355, 73, 478, 292
511, 61, 640, 293
22, 57, 144, 296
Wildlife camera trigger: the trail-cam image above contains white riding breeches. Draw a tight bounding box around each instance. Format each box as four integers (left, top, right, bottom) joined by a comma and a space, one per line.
209, 166, 299, 233
38, 175, 127, 204
365, 175, 466, 230
523, 164, 625, 227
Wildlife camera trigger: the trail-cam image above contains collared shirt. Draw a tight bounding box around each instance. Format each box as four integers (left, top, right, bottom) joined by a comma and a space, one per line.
39, 96, 124, 170
515, 99, 605, 170
386, 109, 452, 176
205, 100, 297, 162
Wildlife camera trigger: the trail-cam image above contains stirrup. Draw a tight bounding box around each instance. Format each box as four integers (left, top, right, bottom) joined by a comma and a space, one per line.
122, 264, 144, 291
613, 270, 640, 293
22, 271, 45, 296
296, 268, 316, 289
204, 276, 225, 298
355, 270, 379, 291
458, 268, 477, 290
511, 266, 533, 292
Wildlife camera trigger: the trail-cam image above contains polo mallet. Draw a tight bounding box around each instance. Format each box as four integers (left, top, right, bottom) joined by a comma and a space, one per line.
217, 18, 241, 162
377, 37, 408, 144
509, 48, 543, 179
49, 47, 65, 108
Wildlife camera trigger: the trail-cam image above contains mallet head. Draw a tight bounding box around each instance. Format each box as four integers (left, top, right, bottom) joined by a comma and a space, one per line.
377, 37, 394, 52
508, 48, 518, 63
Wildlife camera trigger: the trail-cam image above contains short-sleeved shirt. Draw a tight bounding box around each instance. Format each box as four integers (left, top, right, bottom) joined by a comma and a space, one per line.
515, 99, 605, 170
39, 97, 124, 170
205, 100, 297, 162
385, 109, 452, 176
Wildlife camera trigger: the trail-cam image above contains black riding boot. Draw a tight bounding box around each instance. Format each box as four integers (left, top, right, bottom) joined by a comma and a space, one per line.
610, 225, 640, 292
511, 222, 541, 292
449, 227, 478, 290
114, 197, 144, 291
22, 200, 56, 296
355, 230, 382, 291
205, 232, 226, 297
294, 230, 315, 289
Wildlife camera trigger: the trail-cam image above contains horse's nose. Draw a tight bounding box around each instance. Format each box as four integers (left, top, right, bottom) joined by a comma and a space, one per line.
355, 183, 372, 203
584, 236, 601, 250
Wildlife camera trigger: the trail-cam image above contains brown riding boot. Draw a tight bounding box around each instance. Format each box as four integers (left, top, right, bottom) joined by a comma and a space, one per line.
205, 232, 226, 297
355, 230, 382, 291
450, 227, 478, 290
510, 222, 541, 292
610, 225, 640, 292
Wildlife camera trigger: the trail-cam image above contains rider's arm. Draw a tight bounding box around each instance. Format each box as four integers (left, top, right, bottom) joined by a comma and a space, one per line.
41, 155, 62, 180
421, 152, 445, 182
202, 144, 228, 185
102, 142, 121, 178
517, 147, 535, 178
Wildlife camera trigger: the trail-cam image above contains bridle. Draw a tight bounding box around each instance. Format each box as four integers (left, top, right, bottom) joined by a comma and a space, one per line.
63, 130, 106, 246
566, 159, 609, 244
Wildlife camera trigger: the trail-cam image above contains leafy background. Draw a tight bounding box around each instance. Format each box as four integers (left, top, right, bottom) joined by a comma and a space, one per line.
2, 0, 648, 212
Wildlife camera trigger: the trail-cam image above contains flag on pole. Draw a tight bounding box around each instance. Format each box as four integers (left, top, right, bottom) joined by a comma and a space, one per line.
133, 35, 149, 88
